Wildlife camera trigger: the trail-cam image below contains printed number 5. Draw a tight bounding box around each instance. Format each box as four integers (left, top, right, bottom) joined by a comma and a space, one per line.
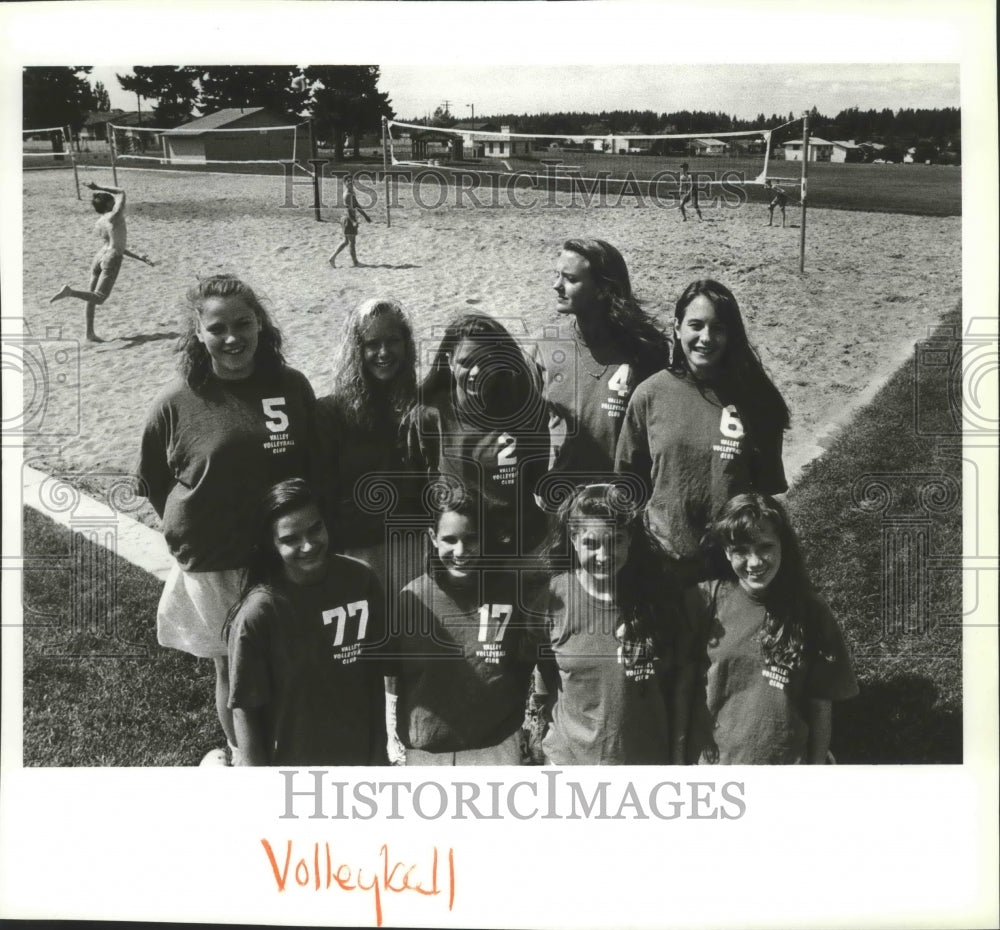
322, 600, 370, 646
477, 603, 513, 642
719, 405, 745, 439
262, 397, 289, 433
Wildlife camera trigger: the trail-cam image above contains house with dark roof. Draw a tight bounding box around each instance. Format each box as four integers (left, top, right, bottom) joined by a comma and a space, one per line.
160, 107, 307, 165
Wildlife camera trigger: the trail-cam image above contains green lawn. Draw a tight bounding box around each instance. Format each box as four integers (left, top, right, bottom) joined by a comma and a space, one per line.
786, 305, 963, 763
43, 148, 961, 216
21, 307, 963, 765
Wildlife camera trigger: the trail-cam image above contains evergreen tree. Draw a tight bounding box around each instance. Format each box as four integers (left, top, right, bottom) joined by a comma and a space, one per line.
23, 67, 95, 139
93, 80, 111, 112
305, 66, 394, 160
117, 67, 200, 127
196, 66, 310, 117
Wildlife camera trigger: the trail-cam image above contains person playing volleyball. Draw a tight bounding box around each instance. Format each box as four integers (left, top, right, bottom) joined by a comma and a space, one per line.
766, 179, 789, 227
50, 180, 156, 342
678, 162, 702, 222
329, 175, 371, 268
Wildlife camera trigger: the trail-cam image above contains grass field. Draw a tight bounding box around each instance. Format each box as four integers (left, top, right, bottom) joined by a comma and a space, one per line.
27, 148, 962, 216
21, 308, 964, 765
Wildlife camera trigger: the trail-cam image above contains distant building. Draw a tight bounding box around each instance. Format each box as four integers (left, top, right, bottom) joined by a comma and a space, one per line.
450, 120, 532, 159
160, 107, 307, 165
689, 138, 727, 156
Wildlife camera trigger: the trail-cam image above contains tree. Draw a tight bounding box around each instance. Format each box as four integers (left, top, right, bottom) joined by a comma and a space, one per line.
117, 67, 200, 127
196, 66, 309, 117
304, 65, 394, 161
93, 80, 111, 112
23, 67, 95, 140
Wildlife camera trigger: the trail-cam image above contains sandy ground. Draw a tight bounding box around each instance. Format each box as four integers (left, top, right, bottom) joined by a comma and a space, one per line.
18, 166, 961, 523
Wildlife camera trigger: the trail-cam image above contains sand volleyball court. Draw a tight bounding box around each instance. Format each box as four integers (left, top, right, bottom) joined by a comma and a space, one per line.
19, 165, 961, 523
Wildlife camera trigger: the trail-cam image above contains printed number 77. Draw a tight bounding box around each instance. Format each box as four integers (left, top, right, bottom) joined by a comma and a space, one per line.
322, 601, 369, 646
478, 603, 513, 642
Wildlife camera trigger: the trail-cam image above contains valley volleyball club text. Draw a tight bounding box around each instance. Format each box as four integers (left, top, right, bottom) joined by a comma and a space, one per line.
276, 770, 747, 821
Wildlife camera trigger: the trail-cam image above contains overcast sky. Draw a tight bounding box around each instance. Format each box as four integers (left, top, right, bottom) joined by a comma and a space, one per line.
93, 63, 960, 122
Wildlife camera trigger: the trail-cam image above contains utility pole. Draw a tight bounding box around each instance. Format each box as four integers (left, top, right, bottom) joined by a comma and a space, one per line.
467, 103, 475, 122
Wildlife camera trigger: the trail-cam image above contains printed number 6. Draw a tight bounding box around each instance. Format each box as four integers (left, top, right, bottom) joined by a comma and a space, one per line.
262, 397, 289, 433
719, 405, 744, 439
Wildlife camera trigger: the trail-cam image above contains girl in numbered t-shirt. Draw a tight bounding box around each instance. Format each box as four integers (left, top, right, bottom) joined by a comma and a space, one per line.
392, 494, 536, 765
682, 493, 858, 764
405, 313, 551, 560
137, 274, 316, 765
225, 479, 388, 766
616, 278, 790, 586
529, 483, 687, 765
540, 239, 671, 483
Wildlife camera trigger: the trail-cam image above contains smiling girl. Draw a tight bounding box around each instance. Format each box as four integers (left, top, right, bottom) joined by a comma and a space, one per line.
318, 297, 417, 582
392, 494, 535, 765
137, 274, 316, 765
682, 493, 858, 764
529, 483, 685, 765
225, 479, 388, 766
615, 279, 789, 585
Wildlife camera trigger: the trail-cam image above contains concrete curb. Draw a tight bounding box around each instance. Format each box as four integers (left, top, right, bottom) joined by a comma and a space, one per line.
22, 465, 171, 582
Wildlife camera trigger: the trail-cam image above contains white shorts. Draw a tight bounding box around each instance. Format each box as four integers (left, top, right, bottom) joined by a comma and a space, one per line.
156, 562, 245, 659
404, 729, 523, 766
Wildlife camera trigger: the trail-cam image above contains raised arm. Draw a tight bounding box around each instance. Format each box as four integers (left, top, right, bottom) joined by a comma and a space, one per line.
85, 181, 126, 217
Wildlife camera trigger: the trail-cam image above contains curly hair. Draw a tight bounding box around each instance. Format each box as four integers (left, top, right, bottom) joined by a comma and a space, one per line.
560, 238, 671, 371
178, 274, 285, 392
548, 482, 676, 648
331, 297, 417, 430
704, 493, 813, 670
668, 278, 790, 438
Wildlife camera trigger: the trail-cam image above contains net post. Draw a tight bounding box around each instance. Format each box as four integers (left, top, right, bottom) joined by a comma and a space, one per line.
66, 124, 81, 200
107, 122, 119, 186
309, 119, 322, 222
382, 116, 391, 228
799, 114, 808, 273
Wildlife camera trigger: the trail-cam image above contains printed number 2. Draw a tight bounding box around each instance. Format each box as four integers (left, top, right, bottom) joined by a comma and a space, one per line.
477, 603, 513, 642
607, 364, 631, 397
322, 600, 370, 646
719, 405, 745, 439
497, 433, 518, 466
262, 397, 289, 433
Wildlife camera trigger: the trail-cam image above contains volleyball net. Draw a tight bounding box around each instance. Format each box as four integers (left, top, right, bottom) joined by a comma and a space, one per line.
385, 117, 805, 198
107, 120, 316, 178
23, 126, 83, 197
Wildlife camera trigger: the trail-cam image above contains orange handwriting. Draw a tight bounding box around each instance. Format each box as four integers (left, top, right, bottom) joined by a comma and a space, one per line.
260, 840, 455, 926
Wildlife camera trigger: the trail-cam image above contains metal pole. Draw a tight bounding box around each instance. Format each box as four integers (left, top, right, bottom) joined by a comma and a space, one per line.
107, 120, 118, 186
309, 119, 321, 222
382, 116, 391, 228
67, 124, 81, 199
799, 113, 809, 273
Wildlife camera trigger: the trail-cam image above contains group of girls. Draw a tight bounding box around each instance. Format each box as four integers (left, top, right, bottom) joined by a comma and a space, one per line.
137, 237, 856, 768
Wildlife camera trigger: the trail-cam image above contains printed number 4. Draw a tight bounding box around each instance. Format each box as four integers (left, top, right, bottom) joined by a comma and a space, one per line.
262, 397, 289, 433
477, 603, 513, 642
322, 600, 370, 646
608, 364, 631, 398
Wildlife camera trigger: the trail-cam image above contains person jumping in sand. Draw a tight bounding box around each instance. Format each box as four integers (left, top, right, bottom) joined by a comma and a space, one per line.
50, 180, 155, 342
329, 175, 371, 268
765, 179, 789, 227
678, 162, 702, 222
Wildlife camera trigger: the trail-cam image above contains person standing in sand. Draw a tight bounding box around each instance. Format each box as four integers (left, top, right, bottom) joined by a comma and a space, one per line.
766, 180, 789, 227
50, 180, 155, 342
678, 162, 702, 222
329, 175, 371, 268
